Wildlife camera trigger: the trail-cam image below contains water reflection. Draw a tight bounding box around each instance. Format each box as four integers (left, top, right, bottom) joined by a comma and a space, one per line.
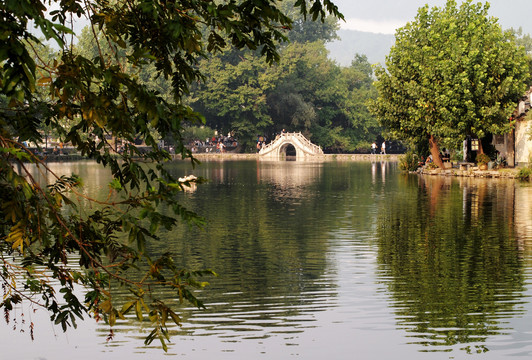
159, 160, 336, 343
515, 184, 532, 255
257, 161, 322, 201
369, 160, 394, 186
24, 160, 113, 201
257, 161, 322, 188
377, 174, 527, 353
5, 161, 532, 359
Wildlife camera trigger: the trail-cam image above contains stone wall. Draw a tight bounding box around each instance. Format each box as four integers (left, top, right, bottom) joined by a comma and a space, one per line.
186, 153, 400, 162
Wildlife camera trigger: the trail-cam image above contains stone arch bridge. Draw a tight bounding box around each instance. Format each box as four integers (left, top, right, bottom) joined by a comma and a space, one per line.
259, 132, 323, 160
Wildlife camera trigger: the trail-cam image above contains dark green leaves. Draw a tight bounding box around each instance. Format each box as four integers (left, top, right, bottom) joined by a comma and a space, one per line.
370, 0, 528, 151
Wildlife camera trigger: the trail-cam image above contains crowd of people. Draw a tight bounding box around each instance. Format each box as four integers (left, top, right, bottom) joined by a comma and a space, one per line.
189, 135, 238, 153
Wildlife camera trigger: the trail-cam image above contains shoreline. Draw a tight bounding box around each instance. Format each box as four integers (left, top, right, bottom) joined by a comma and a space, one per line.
191, 153, 521, 179
36, 153, 522, 179
188, 153, 401, 162
38, 152, 401, 162
418, 165, 519, 179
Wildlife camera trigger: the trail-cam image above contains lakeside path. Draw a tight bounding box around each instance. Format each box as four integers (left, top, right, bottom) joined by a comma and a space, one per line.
186, 153, 401, 162
39, 152, 399, 162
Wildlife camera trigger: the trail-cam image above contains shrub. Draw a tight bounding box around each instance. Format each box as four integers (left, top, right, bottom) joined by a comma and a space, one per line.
398, 152, 420, 172
425, 161, 439, 169
182, 126, 216, 144
476, 153, 491, 165
516, 167, 532, 180
450, 150, 463, 162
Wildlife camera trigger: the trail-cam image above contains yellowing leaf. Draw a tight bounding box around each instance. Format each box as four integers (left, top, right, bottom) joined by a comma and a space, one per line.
37, 77, 52, 86
100, 299, 112, 313
109, 311, 116, 326
135, 300, 143, 321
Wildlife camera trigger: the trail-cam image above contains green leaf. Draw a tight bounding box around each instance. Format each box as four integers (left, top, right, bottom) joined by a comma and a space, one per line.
159, 335, 168, 352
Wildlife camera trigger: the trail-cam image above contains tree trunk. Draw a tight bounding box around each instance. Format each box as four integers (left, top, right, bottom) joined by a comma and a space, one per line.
429, 135, 444, 168
478, 138, 484, 154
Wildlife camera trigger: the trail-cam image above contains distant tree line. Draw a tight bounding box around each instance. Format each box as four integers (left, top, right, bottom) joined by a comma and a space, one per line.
30, 0, 532, 158
71, 0, 381, 153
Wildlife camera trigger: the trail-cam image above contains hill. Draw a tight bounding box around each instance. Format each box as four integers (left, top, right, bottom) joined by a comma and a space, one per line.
326, 29, 395, 67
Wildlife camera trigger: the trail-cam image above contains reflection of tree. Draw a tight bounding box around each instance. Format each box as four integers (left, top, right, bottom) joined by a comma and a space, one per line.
131, 160, 344, 336
377, 175, 525, 353
25, 161, 112, 198
162, 161, 332, 292
514, 184, 532, 256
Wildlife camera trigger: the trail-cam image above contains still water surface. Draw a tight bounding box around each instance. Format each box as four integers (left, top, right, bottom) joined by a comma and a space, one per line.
5, 160, 532, 359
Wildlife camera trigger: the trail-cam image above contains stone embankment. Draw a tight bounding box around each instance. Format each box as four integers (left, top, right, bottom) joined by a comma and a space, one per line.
189, 153, 401, 161
419, 165, 519, 179
35, 152, 400, 162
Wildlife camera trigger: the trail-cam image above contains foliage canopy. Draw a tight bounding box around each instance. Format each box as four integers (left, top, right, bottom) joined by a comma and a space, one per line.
0, 0, 342, 349
192, 42, 380, 152
370, 0, 528, 160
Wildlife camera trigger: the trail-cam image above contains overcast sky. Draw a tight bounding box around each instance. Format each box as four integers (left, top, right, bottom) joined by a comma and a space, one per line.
332, 0, 532, 34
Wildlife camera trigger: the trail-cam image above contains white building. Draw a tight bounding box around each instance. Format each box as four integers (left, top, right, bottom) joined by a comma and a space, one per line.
494, 88, 532, 167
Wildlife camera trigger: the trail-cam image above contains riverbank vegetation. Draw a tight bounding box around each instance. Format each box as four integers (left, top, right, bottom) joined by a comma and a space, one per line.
370, 0, 529, 169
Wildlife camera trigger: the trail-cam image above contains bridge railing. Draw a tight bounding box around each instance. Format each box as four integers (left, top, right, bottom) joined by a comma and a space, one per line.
291, 132, 323, 154
259, 137, 277, 153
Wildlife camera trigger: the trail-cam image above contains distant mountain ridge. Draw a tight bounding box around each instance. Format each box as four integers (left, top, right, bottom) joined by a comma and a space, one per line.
326, 29, 395, 67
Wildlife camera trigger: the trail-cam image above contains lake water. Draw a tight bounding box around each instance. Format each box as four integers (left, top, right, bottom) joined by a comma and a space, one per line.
4, 159, 532, 359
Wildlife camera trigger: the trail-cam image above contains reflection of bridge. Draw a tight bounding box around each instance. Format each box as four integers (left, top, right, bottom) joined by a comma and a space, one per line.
259, 132, 323, 160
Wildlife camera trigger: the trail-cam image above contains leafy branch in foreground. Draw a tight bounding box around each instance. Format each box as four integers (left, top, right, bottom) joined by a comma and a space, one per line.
0, 0, 342, 351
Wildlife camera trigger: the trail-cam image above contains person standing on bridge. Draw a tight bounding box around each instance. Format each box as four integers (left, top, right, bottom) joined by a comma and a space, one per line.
371, 142, 377, 154
381, 141, 386, 154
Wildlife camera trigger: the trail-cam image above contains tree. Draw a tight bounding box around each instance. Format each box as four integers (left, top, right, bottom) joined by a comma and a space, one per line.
0, 0, 343, 350
189, 0, 343, 150
369, 0, 528, 167
278, 0, 340, 44
275, 47, 379, 152
265, 41, 337, 140
191, 49, 280, 150
188, 4, 379, 154
313, 53, 380, 152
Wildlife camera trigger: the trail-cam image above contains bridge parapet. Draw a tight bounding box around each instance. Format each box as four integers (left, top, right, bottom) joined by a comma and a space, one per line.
259, 132, 323, 160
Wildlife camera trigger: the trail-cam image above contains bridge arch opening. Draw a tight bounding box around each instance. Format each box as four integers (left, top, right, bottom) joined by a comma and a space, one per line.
280, 143, 297, 160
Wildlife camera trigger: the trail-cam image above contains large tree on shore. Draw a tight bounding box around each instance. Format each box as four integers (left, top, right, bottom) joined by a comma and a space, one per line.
369, 0, 528, 167
0, 0, 342, 349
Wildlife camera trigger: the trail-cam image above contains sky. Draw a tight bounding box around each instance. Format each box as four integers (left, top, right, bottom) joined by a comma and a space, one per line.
331, 0, 532, 35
